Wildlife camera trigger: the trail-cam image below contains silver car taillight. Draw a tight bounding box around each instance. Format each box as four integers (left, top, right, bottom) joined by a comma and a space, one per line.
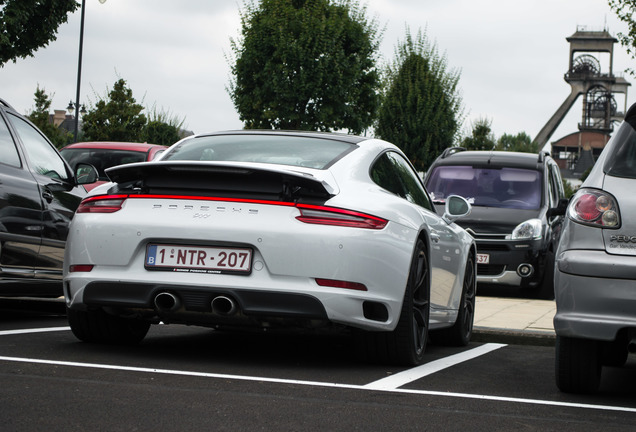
568, 188, 620, 228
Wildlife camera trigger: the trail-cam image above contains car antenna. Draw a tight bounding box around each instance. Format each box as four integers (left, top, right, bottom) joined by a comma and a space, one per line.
487, 144, 496, 164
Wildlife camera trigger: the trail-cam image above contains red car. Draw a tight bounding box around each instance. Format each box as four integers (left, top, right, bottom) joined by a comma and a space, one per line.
60, 142, 167, 191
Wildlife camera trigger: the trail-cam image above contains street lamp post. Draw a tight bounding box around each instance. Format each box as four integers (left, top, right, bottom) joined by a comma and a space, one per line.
72, 0, 86, 143
72, 0, 106, 143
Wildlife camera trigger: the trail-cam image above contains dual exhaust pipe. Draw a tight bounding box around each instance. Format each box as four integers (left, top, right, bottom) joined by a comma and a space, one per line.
153, 292, 237, 316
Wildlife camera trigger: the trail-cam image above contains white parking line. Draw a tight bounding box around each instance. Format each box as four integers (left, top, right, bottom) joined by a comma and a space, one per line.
364, 343, 507, 390
1, 354, 635, 414
0, 327, 70, 336
1, 328, 635, 414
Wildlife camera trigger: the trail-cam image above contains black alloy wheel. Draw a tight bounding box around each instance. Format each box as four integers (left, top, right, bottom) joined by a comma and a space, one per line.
410, 243, 430, 356
357, 239, 430, 366
431, 254, 476, 346
392, 239, 430, 365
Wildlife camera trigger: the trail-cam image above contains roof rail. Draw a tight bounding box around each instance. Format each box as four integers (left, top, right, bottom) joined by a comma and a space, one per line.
440, 147, 466, 159
0, 98, 15, 111
537, 151, 550, 163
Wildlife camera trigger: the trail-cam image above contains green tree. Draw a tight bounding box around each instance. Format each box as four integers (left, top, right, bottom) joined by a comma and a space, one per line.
142, 121, 180, 146
0, 0, 79, 66
460, 118, 496, 151
496, 132, 539, 153
375, 29, 463, 172
227, 0, 381, 134
81, 78, 147, 142
141, 104, 187, 146
26, 85, 72, 148
609, 0, 636, 75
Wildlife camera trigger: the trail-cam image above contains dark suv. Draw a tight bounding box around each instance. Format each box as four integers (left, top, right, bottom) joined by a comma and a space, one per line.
424, 149, 568, 299
0, 98, 93, 297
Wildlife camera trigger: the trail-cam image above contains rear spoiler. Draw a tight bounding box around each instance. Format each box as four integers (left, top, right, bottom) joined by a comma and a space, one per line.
105, 161, 337, 201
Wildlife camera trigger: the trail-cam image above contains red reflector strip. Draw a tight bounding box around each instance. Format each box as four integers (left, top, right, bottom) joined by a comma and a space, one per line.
127, 194, 295, 207
315, 278, 367, 291
69, 265, 94, 272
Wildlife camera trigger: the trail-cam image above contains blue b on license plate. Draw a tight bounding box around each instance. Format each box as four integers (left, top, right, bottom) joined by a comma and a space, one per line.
145, 244, 252, 274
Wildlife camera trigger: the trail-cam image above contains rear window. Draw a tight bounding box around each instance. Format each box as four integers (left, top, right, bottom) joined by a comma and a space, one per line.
604, 120, 636, 179
60, 148, 147, 179
426, 165, 542, 209
161, 134, 355, 169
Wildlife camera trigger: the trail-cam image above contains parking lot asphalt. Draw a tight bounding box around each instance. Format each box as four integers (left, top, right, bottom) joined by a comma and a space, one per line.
473, 296, 556, 346
2, 295, 557, 347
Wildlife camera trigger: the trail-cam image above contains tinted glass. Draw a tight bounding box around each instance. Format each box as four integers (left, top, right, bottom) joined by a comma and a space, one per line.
604, 121, 636, 179
60, 148, 146, 179
426, 165, 542, 209
0, 115, 20, 167
8, 113, 69, 181
162, 134, 355, 169
371, 152, 433, 211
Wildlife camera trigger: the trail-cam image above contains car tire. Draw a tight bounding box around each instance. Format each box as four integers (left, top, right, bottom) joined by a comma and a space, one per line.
430, 254, 475, 346
555, 335, 602, 393
67, 307, 150, 344
359, 239, 430, 366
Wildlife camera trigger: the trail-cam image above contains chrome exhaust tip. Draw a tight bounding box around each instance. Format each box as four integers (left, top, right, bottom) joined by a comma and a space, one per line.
211, 296, 237, 316
154, 292, 180, 312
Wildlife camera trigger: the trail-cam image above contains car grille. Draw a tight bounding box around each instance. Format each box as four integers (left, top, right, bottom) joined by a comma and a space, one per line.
477, 264, 506, 276
477, 244, 510, 252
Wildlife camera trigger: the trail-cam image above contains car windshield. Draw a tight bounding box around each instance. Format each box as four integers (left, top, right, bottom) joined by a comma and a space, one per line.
60, 148, 147, 179
426, 165, 542, 209
604, 119, 636, 179
162, 134, 356, 169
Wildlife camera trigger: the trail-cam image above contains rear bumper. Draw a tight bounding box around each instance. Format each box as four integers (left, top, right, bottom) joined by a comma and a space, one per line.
64, 270, 403, 332
554, 249, 636, 341
67, 280, 330, 324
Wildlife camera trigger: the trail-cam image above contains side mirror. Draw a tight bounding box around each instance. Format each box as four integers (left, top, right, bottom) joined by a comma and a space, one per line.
75, 162, 99, 185
442, 195, 471, 224
547, 197, 569, 218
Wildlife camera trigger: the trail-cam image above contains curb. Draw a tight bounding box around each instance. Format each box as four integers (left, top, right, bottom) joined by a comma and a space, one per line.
473, 326, 556, 347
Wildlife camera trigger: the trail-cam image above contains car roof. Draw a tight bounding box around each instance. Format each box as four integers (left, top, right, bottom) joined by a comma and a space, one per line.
61, 142, 166, 151
196, 129, 369, 145
432, 149, 549, 170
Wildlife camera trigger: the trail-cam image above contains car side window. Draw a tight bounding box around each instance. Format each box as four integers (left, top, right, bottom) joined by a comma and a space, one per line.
0, 114, 21, 167
7, 112, 69, 181
370, 151, 433, 211
546, 163, 563, 207
551, 163, 565, 200
546, 166, 556, 208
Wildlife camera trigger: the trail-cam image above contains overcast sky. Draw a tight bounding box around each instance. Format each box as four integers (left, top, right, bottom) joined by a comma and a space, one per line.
2, 0, 634, 145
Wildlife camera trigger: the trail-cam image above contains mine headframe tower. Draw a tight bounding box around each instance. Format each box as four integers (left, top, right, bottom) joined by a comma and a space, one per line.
534, 27, 630, 148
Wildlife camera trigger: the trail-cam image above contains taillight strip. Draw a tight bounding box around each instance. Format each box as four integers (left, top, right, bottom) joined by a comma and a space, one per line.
77, 194, 388, 229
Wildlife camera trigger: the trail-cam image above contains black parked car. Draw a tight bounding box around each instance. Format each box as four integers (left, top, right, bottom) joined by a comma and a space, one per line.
424, 148, 568, 299
0, 98, 95, 297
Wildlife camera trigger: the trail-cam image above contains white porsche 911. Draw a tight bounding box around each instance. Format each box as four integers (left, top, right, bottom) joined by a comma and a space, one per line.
64, 130, 476, 365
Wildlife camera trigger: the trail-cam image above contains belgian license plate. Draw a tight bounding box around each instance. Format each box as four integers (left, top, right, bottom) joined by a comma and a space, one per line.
145, 244, 252, 274
476, 253, 490, 264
